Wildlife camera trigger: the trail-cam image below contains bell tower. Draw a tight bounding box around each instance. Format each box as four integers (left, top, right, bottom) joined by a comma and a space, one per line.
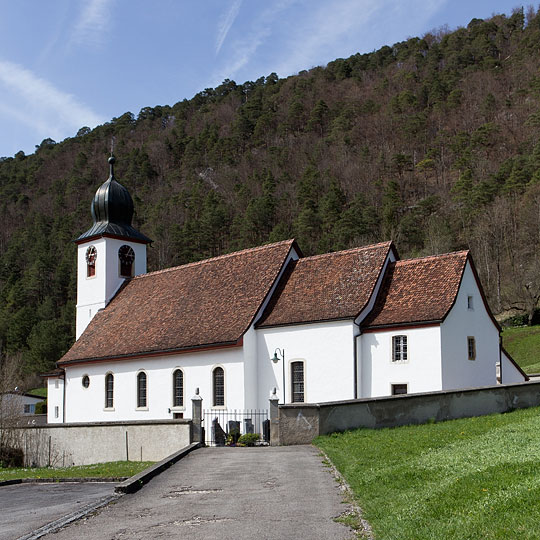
75, 156, 152, 339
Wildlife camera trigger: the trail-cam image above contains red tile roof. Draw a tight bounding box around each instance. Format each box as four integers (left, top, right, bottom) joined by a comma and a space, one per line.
362, 251, 469, 329
59, 240, 296, 364
257, 242, 394, 327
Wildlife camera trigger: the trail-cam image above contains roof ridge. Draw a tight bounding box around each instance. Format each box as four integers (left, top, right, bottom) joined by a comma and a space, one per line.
298, 241, 392, 263
395, 250, 469, 266
134, 239, 295, 279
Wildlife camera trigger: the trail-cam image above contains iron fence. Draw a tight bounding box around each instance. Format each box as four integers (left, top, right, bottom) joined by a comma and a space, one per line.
202, 408, 269, 446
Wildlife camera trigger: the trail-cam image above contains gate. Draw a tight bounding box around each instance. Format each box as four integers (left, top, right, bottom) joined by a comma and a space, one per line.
202, 409, 269, 446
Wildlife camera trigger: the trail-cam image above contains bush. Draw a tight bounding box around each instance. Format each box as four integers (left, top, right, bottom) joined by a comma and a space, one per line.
501, 309, 540, 327
34, 401, 47, 415
0, 446, 24, 468
237, 433, 260, 447
226, 427, 240, 446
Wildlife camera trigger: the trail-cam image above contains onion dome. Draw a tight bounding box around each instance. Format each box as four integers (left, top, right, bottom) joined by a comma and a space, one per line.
76, 156, 152, 244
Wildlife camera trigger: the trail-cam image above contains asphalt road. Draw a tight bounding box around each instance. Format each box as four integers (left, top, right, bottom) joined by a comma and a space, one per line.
45, 446, 353, 540
0, 481, 116, 540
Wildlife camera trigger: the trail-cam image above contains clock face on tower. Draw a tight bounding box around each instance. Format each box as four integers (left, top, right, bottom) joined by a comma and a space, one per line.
85, 246, 97, 277
119, 245, 135, 277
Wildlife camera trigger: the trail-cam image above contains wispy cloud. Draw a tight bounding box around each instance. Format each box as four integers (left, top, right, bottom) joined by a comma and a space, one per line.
272, 0, 448, 77
212, 0, 294, 84
216, 0, 242, 54
71, 0, 113, 48
0, 59, 104, 144
212, 0, 447, 86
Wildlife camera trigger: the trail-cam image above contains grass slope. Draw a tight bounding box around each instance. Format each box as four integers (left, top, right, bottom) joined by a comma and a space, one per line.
28, 388, 47, 398
502, 326, 540, 374
315, 407, 540, 540
0, 461, 154, 482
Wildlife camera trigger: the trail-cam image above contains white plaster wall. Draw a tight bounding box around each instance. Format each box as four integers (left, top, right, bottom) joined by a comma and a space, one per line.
440, 262, 499, 389
76, 237, 147, 339
256, 320, 356, 408
47, 378, 64, 423
360, 326, 442, 397
242, 326, 259, 409
501, 350, 527, 384
63, 347, 244, 423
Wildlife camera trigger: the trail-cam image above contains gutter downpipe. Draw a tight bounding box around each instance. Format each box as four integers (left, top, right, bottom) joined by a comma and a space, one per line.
353, 323, 360, 400
499, 334, 503, 384
62, 370, 66, 423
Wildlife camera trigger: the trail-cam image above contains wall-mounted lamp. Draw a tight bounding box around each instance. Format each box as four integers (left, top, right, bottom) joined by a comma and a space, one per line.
271, 348, 286, 404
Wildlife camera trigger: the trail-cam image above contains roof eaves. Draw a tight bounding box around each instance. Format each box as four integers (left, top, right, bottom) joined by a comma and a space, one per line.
362, 319, 442, 332
58, 338, 242, 367
257, 315, 355, 330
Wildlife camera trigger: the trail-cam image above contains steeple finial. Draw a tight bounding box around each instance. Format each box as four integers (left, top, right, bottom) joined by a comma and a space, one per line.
108, 137, 116, 179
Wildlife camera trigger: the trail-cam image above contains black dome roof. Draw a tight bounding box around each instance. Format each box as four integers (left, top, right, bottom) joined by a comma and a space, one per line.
76, 157, 152, 244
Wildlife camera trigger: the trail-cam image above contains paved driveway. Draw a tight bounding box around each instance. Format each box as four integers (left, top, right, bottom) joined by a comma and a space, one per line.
0, 482, 116, 540
46, 446, 353, 540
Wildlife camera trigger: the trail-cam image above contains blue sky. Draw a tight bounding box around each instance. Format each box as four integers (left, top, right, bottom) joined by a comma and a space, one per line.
0, 0, 527, 157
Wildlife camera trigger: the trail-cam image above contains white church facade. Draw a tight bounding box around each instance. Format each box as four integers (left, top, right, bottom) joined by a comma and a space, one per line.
46, 158, 527, 424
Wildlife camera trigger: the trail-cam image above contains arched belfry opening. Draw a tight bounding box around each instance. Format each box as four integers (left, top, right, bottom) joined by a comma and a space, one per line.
86, 245, 97, 277
119, 245, 135, 277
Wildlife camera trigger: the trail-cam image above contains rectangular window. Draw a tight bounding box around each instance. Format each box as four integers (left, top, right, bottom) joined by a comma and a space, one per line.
468, 337, 476, 360
392, 335, 408, 362
291, 362, 304, 403
54, 406, 59, 418
467, 295, 474, 310
24, 404, 32, 414
392, 384, 408, 395
55, 379, 59, 389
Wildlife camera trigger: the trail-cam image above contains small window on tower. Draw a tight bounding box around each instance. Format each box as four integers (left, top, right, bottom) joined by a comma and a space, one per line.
119, 245, 135, 277
86, 246, 97, 277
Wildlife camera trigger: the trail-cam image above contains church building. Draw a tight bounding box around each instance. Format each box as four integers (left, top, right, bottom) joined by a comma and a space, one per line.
46, 158, 527, 424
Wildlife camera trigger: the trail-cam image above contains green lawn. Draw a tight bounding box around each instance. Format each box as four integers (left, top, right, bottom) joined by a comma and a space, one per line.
0, 461, 154, 482
502, 326, 540, 374
28, 387, 47, 398
315, 407, 540, 540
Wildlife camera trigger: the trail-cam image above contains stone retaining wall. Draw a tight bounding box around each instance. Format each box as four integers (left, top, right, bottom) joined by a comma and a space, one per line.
274, 380, 540, 445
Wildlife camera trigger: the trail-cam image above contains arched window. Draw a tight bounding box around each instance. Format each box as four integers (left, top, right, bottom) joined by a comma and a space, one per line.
118, 245, 135, 277
291, 362, 304, 403
213, 367, 224, 407
137, 372, 147, 408
86, 246, 97, 277
173, 369, 184, 407
105, 373, 114, 408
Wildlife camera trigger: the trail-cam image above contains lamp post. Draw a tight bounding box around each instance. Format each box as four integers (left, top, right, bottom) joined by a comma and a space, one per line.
271, 348, 286, 404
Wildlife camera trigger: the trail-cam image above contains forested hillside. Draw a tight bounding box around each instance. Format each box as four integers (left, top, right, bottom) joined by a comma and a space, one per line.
2, 7, 540, 376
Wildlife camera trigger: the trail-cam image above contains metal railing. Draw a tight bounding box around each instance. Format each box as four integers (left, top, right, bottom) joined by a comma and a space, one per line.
202, 408, 269, 446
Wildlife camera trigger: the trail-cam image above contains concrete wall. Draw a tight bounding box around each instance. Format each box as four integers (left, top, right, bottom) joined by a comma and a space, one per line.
14, 420, 191, 467
441, 261, 499, 389
257, 320, 356, 409
275, 380, 540, 445
360, 325, 442, 397
62, 347, 244, 423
